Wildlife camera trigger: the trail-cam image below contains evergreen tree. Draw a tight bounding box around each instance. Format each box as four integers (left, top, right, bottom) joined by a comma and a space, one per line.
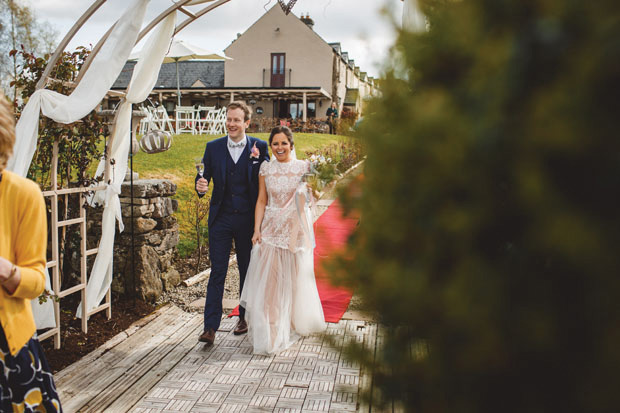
338, 0, 620, 411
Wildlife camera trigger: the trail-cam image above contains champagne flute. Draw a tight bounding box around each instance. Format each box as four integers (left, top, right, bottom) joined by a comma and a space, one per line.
302, 163, 318, 202
195, 157, 206, 195
195, 157, 204, 177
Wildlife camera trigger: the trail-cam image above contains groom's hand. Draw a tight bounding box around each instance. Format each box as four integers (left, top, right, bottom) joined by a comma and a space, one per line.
196, 177, 209, 194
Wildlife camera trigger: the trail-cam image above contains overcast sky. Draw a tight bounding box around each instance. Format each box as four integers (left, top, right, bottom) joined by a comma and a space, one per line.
27, 0, 403, 78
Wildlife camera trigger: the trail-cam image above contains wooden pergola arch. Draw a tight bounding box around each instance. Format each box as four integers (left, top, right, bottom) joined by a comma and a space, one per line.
35, 0, 262, 348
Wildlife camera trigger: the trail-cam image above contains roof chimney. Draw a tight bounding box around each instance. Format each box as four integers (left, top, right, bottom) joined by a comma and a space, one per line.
300, 13, 314, 30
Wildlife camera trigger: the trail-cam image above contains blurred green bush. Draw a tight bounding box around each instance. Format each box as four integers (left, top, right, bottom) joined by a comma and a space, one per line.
336, 0, 620, 411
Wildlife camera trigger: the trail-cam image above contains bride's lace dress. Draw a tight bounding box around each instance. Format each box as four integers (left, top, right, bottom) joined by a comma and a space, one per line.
240, 159, 326, 354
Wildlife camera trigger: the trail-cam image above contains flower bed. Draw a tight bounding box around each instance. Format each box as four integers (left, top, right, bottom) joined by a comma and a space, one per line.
304, 138, 364, 194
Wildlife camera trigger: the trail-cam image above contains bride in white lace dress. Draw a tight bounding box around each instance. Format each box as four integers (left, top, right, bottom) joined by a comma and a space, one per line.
240, 126, 326, 354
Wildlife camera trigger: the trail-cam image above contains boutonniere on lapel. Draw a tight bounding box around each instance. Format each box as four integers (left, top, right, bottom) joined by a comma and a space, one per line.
249, 142, 260, 159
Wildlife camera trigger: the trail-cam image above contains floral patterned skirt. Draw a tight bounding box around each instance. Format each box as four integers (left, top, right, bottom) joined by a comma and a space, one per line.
0, 326, 62, 412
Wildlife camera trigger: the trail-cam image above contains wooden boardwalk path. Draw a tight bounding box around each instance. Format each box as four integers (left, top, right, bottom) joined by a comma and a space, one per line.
55, 305, 378, 412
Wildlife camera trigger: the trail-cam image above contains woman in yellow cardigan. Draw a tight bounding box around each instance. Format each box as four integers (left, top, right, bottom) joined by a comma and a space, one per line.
0, 93, 61, 411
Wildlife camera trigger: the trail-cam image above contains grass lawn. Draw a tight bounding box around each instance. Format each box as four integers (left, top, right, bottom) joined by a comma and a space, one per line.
129, 132, 350, 255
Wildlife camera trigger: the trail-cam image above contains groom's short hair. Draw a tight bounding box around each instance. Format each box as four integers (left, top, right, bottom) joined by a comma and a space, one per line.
227, 101, 252, 122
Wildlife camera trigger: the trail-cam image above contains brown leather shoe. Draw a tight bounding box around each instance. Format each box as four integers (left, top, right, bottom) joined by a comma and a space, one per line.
234, 319, 248, 335
198, 328, 215, 345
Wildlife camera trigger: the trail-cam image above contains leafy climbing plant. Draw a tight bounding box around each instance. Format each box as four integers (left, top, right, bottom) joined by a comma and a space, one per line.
11, 45, 109, 289
11, 45, 108, 189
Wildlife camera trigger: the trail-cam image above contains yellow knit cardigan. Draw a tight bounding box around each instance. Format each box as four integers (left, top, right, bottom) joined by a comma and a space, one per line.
0, 170, 47, 355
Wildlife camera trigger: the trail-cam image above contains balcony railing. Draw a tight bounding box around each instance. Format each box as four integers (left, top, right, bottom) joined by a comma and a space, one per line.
262, 68, 293, 87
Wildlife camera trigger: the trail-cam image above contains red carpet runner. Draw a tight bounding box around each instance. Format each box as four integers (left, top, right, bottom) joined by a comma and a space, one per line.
229, 199, 358, 323
312, 200, 357, 322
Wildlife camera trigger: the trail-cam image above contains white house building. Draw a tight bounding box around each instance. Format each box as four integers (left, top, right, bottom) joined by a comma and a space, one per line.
111, 5, 378, 122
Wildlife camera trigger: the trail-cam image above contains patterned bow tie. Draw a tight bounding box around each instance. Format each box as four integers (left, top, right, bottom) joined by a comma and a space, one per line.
229, 141, 245, 149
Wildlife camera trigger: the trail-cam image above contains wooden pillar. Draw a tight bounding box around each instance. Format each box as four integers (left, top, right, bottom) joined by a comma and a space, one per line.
50, 141, 61, 349
302, 92, 307, 123
230, 92, 235, 103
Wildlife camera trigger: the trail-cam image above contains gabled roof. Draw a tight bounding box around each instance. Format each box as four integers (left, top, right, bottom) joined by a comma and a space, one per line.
112, 60, 225, 89
226, 5, 332, 53
226, 5, 368, 75
328, 42, 341, 54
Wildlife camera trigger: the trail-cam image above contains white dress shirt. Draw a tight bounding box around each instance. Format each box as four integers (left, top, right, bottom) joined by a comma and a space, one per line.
227, 135, 247, 164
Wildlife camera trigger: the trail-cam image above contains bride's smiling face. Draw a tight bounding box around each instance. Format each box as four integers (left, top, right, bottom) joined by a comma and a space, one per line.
270, 133, 292, 162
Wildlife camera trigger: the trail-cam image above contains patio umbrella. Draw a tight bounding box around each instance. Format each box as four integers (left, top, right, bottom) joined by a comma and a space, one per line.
132, 39, 230, 106
164, 40, 230, 106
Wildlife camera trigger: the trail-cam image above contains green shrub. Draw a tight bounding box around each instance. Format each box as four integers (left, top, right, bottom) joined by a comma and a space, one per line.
304, 139, 364, 193
336, 0, 620, 411
177, 238, 197, 259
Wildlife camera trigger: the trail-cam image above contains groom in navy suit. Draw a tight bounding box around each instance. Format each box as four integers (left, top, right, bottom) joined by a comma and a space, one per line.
195, 101, 269, 345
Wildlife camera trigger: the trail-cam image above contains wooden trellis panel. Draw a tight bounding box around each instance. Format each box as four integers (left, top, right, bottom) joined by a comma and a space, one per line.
38, 140, 111, 349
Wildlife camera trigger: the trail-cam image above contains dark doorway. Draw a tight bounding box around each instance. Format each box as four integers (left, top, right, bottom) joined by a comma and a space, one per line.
271, 53, 285, 87
273, 100, 291, 118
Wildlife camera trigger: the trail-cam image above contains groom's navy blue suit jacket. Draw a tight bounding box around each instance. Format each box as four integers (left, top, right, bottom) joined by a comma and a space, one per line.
197, 135, 270, 228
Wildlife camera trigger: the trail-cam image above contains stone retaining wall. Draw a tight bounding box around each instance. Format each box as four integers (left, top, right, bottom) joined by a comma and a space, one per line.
88, 179, 180, 302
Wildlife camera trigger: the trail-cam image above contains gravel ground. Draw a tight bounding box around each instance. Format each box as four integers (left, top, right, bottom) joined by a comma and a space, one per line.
155, 261, 241, 313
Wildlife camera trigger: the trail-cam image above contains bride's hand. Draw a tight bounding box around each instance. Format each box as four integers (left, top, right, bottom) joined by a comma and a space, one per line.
306, 183, 320, 200
252, 230, 261, 245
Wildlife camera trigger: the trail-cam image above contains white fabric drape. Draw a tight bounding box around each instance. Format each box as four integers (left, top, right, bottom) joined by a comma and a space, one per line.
7, 0, 149, 176
6, 0, 149, 329
403, 0, 427, 33
78, 13, 177, 317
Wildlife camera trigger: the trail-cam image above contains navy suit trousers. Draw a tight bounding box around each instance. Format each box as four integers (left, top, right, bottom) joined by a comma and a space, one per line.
204, 211, 253, 331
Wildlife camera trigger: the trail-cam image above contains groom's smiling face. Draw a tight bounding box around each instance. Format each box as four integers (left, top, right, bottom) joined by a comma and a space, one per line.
226, 108, 250, 142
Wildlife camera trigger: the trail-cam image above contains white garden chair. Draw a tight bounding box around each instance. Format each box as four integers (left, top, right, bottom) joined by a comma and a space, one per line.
196, 105, 215, 134
175, 105, 198, 134
210, 107, 227, 135
140, 105, 175, 135
152, 106, 175, 134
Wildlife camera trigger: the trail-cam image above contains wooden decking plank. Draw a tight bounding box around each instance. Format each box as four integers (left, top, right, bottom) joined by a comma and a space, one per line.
81, 313, 202, 412
130, 320, 250, 411
56, 305, 183, 392
59, 366, 132, 412
58, 324, 181, 405
58, 307, 194, 411
55, 300, 377, 413
115, 310, 195, 368
54, 305, 176, 383
120, 327, 203, 409
357, 323, 378, 413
